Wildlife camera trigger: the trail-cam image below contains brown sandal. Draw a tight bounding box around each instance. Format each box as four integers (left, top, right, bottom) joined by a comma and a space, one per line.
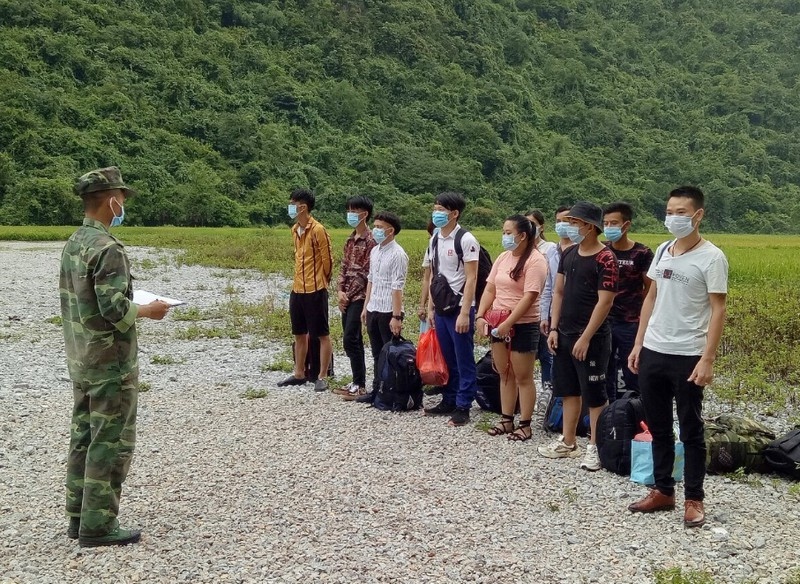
488, 414, 515, 436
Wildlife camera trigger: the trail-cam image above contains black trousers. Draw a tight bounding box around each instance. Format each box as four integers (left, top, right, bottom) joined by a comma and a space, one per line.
638, 347, 706, 501
341, 300, 366, 387
366, 311, 393, 392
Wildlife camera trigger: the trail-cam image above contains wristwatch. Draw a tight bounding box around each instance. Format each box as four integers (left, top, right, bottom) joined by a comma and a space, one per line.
392, 314, 403, 321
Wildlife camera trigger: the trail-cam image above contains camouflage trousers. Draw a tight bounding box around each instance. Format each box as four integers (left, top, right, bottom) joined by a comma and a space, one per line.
66, 375, 138, 537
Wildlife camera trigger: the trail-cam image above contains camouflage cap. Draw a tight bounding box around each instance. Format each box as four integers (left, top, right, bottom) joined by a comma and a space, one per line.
74, 166, 137, 198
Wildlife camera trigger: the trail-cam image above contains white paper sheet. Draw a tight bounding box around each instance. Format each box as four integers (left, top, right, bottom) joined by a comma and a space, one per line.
133, 289, 186, 306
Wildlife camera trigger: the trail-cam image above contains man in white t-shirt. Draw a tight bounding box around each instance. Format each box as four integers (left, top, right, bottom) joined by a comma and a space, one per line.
423, 192, 480, 426
627, 186, 728, 529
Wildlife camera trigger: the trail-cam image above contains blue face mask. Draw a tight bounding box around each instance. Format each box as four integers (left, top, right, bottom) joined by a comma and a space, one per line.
288, 204, 298, 219
555, 221, 571, 239
501, 234, 519, 251
346, 212, 361, 228
566, 224, 585, 244
372, 227, 387, 244
431, 210, 450, 228
110, 199, 125, 227
604, 226, 623, 243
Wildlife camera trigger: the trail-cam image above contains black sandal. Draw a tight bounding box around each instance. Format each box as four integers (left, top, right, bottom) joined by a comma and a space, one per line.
487, 414, 515, 436
508, 420, 532, 442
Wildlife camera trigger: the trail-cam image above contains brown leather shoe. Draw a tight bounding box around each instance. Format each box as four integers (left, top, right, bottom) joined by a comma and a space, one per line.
684, 499, 705, 528
628, 489, 675, 513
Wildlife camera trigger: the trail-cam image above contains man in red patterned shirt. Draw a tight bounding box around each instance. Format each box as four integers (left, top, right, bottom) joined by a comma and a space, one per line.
602, 202, 653, 403
335, 196, 377, 400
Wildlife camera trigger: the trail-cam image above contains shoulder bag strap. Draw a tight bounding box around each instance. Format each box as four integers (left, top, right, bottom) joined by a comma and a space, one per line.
454, 228, 465, 269
655, 239, 675, 266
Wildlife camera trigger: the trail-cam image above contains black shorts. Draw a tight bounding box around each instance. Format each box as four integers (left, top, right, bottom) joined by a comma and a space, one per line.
289, 290, 330, 337
491, 322, 539, 353
552, 330, 611, 408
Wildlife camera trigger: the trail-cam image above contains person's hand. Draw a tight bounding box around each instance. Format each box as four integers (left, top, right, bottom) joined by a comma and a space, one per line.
337, 291, 349, 312
360, 309, 367, 326
547, 329, 558, 354
417, 306, 428, 321
628, 345, 642, 374
476, 316, 488, 337
427, 307, 436, 329
495, 321, 512, 339
139, 300, 170, 320
688, 357, 715, 387
455, 312, 470, 334
390, 318, 402, 336
540, 320, 550, 335
572, 335, 590, 361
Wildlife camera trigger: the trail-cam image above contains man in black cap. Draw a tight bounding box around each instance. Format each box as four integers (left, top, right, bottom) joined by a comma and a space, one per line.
538, 201, 618, 472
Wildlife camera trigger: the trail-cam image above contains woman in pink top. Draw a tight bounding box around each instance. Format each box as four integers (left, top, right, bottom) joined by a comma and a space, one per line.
476, 215, 548, 441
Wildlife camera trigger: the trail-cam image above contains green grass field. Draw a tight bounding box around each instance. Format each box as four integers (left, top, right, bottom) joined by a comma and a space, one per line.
2, 225, 797, 414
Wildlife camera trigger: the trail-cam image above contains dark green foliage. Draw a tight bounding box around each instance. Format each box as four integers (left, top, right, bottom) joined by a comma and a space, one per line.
1, 0, 799, 231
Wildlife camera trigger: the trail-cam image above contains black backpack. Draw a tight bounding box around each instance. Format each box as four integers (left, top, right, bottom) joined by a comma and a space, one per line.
543, 393, 590, 438
595, 394, 646, 475
475, 351, 500, 413
763, 428, 800, 479
431, 230, 493, 309
373, 336, 424, 412
475, 350, 520, 414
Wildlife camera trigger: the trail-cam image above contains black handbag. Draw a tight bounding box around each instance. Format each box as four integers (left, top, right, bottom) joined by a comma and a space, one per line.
430, 273, 461, 316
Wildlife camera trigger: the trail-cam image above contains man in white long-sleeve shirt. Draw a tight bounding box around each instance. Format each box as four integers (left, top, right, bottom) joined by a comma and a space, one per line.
356, 212, 409, 402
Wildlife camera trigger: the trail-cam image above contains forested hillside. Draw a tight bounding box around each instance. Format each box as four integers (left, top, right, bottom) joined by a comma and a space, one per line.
2, 0, 800, 231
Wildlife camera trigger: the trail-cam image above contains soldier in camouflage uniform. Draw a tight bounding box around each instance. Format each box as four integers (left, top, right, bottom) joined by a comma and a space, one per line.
60, 167, 170, 547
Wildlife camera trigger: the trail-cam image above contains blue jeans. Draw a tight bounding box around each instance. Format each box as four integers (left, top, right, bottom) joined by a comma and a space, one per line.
433, 309, 477, 410
536, 330, 552, 385
606, 320, 639, 402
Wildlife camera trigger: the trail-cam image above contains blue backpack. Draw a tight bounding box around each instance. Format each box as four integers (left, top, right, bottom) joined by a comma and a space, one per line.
543, 394, 590, 438
373, 336, 424, 412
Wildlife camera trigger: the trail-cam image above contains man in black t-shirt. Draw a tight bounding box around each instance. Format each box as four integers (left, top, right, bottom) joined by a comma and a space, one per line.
603, 202, 654, 402
538, 201, 618, 472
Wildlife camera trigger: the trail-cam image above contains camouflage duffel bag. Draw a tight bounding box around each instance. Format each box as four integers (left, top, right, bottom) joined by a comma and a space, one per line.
704, 414, 776, 474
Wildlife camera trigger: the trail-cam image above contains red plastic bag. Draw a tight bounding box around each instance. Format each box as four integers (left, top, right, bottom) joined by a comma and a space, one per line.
416, 328, 449, 386
634, 421, 653, 442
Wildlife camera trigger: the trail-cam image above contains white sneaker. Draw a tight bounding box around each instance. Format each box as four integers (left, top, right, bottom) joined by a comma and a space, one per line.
538, 436, 581, 459
580, 443, 601, 471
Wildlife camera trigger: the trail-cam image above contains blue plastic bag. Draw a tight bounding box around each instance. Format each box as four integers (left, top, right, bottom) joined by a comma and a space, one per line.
630, 439, 685, 485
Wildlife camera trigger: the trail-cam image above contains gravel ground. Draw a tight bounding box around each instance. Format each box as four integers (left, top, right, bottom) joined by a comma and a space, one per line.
1, 241, 798, 584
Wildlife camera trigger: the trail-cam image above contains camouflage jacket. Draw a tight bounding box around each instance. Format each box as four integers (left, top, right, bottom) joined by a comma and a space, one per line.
59, 218, 139, 383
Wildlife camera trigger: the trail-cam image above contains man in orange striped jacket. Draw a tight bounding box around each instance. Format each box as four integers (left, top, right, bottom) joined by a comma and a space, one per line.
277, 188, 334, 392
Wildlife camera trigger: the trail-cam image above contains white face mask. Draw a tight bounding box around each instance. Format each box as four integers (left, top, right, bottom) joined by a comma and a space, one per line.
664, 213, 696, 238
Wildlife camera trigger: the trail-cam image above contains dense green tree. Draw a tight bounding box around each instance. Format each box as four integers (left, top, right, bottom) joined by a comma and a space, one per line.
1, 0, 799, 231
